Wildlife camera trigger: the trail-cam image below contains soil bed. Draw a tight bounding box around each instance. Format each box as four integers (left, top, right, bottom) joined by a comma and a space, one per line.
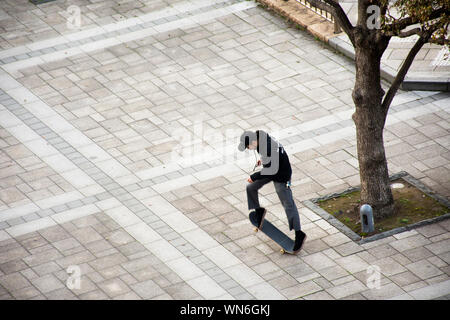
317, 178, 449, 237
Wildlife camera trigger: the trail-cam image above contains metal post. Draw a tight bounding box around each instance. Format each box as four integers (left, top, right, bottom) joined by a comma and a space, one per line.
333, 0, 342, 33
29, 0, 57, 4
360, 204, 375, 233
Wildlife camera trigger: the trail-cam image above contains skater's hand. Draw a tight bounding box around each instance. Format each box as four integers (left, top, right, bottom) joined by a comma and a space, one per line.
247, 177, 253, 183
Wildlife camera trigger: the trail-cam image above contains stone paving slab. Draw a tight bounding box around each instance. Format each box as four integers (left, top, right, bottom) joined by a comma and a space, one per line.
256, 0, 450, 91
0, 0, 449, 301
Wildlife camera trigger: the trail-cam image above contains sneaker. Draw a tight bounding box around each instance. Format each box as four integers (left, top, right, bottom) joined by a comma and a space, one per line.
293, 230, 306, 253
255, 207, 267, 229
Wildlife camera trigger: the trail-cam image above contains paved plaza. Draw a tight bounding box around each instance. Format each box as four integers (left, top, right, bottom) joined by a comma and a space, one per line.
0, 0, 449, 300
257, 0, 450, 90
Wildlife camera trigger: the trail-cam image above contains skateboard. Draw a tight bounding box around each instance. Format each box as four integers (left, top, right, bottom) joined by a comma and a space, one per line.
249, 211, 297, 254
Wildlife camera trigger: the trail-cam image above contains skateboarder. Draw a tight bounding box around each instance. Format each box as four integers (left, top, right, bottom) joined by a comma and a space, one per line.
238, 130, 306, 253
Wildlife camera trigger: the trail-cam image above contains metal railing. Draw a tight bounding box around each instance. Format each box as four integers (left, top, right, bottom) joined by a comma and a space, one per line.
295, 0, 342, 33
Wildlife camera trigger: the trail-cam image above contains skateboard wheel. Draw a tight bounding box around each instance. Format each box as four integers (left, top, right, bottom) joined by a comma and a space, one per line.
280, 249, 285, 254
254, 227, 259, 233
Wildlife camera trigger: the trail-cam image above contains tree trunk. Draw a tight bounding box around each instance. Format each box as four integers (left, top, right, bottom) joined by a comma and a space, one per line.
352, 38, 395, 219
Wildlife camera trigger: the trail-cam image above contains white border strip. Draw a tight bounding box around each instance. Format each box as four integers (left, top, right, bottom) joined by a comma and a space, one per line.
1, 1, 258, 75
0, 0, 233, 60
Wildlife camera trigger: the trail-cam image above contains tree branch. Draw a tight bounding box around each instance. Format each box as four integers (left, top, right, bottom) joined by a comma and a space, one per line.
380, 0, 388, 17
306, 0, 355, 45
430, 38, 449, 45
381, 29, 435, 118
385, 7, 448, 33
430, 21, 450, 45
384, 27, 422, 38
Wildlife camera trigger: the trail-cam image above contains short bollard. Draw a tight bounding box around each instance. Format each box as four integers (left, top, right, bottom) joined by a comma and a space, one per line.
360, 204, 374, 233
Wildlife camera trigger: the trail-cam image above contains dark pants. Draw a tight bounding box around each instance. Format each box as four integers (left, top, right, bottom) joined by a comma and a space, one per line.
246, 178, 301, 231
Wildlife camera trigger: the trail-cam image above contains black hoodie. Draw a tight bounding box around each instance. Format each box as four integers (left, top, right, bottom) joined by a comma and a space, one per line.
250, 130, 292, 183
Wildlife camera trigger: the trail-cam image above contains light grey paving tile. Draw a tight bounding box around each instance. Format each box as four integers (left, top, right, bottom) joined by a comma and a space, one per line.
131, 279, 165, 299
31, 274, 65, 294
406, 260, 444, 280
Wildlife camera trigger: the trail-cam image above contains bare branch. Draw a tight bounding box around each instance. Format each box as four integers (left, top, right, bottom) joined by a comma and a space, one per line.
430, 38, 450, 45
380, 0, 388, 17
385, 7, 448, 32
384, 27, 422, 38
306, 0, 355, 45
430, 21, 450, 45
381, 28, 437, 117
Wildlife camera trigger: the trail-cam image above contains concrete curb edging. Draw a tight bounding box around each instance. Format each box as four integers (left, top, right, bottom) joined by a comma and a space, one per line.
303, 171, 450, 245
254, 0, 450, 92
329, 36, 450, 92
255, 0, 337, 43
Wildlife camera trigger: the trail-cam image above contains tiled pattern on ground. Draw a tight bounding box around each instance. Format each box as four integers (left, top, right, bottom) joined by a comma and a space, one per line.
0, 212, 206, 300
0, 0, 191, 49
0, 0, 246, 65
0, 0, 449, 300
337, 0, 450, 77
0, 125, 77, 221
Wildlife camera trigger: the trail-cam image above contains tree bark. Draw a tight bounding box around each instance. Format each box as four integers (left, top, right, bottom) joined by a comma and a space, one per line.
303, 0, 445, 219
352, 34, 395, 219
